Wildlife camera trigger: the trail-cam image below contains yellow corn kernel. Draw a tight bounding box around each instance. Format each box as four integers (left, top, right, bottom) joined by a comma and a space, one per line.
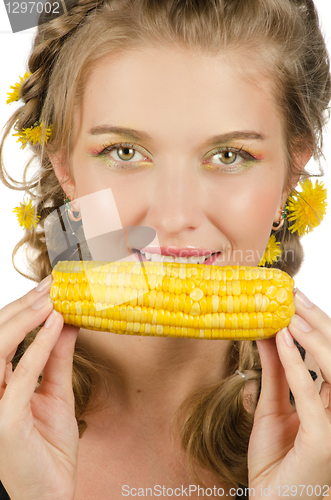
51, 261, 295, 340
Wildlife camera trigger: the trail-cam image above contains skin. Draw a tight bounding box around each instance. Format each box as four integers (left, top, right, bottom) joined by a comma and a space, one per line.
0, 45, 330, 499
62, 47, 289, 266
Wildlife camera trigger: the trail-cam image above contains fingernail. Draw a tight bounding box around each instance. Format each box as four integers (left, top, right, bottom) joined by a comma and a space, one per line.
44, 310, 58, 328
324, 388, 330, 409
31, 294, 52, 310
282, 327, 295, 347
290, 314, 312, 333
295, 289, 313, 308
35, 275, 53, 292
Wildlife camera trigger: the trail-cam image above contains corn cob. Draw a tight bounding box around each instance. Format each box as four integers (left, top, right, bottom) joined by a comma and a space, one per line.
50, 260, 295, 340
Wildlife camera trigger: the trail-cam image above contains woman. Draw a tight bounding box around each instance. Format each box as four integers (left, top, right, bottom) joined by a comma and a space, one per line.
0, 0, 330, 498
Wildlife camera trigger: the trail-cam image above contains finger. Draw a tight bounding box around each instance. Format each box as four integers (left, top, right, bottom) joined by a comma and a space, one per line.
37, 324, 79, 403
0, 363, 14, 399
320, 381, 330, 410
1, 310, 64, 417
255, 337, 294, 416
293, 290, 331, 339
0, 275, 53, 326
288, 315, 331, 385
0, 358, 6, 399
276, 327, 330, 438
0, 294, 53, 361
6, 348, 17, 365
4, 363, 13, 386
0, 360, 13, 398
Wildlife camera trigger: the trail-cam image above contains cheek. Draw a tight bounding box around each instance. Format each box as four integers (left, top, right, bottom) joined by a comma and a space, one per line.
250, 188, 280, 227
247, 188, 281, 252
214, 178, 280, 228
73, 164, 101, 196
210, 177, 282, 262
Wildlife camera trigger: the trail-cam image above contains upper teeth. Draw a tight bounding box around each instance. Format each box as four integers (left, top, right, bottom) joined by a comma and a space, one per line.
139, 251, 214, 264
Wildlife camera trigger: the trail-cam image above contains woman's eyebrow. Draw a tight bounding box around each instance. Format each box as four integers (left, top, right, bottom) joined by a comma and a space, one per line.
88, 125, 267, 145
205, 131, 267, 147
88, 125, 150, 140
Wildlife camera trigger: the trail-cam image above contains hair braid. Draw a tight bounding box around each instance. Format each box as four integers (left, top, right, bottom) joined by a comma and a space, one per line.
174, 341, 261, 488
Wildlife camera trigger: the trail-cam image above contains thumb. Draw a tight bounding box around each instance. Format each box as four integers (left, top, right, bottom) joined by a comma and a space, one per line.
38, 323, 79, 404
255, 334, 294, 417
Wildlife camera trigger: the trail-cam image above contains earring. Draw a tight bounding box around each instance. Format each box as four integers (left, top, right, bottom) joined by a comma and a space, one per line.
259, 203, 287, 266
272, 219, 284, 231
65, 196, 82, 222
272, 204, 288, 231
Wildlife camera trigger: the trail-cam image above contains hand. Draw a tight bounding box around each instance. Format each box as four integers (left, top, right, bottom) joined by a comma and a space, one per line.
247, 290, 331, 500
0, 277, 79, 500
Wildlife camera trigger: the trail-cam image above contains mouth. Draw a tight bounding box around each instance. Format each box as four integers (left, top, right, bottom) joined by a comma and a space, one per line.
133, 249, 221, 265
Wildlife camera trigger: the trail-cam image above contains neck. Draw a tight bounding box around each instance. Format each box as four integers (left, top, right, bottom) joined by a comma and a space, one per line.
77, 329, 233, 420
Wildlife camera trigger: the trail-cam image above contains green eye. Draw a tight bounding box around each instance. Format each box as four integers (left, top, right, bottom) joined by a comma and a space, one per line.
208, 147, 256, 166
102, 143, 147, 164
116, 146, 137, 161
217, 151, 237, 165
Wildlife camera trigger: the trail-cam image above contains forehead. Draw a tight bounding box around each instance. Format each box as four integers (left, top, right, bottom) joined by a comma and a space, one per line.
79, 45, 283, 145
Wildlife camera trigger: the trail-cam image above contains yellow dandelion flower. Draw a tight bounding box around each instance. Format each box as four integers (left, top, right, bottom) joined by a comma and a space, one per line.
259, 234, 282, 267
287, 179, 327, 237
6, 72, 31, 104
13, 122, 53, 149
13, 199, 40, 230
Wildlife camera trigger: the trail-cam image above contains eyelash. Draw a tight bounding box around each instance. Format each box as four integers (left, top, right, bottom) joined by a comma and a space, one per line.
96, 142, 148, 169
95, 142, 258, 170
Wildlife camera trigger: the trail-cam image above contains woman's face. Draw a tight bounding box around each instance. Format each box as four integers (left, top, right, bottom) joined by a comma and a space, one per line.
63, 46, 290, 266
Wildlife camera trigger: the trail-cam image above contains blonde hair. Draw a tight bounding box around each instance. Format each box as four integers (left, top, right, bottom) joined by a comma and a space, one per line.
1, 0, 330, 490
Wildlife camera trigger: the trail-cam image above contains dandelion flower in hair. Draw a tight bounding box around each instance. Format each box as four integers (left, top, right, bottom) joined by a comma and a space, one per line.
13, 198, 40, 230
6, 72, 31, 104
259, 234, 282, 267
287, 178, 327, 236
13, 122, 53, 149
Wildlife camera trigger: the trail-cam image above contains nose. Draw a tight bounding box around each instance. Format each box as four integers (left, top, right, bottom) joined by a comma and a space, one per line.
145, 157, 204, 236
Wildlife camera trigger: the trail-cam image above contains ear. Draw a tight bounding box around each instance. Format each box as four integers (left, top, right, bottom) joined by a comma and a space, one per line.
287, 143, 314, 192
273, 144, 313, 224
48, 150, 77, 200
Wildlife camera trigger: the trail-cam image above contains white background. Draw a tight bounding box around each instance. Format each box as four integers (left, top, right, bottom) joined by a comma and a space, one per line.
0, 1, 330, 312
